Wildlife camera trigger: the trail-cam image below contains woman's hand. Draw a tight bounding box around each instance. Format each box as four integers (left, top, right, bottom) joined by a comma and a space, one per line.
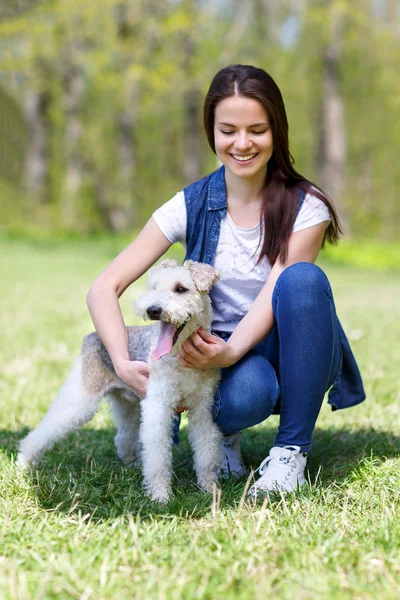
177, 328, 238, 369
114, 358, 150, 398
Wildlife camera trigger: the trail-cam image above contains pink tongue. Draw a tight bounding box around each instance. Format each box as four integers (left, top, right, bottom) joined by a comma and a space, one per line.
152, 321, 177, 360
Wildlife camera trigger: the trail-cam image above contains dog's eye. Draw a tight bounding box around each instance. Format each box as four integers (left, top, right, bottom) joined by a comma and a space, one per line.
174, 284, 188, 294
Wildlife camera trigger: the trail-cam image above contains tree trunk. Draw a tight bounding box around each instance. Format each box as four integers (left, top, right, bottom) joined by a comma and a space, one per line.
182, 34, 202, 184
317, 4, 349, 232
23, 88, 49, 203
60, 41, 86, 226
111, 79, 137, 231
182, 81, 202, 184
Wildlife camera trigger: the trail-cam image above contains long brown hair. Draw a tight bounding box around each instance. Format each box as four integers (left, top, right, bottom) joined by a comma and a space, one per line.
203, 64, 342, 265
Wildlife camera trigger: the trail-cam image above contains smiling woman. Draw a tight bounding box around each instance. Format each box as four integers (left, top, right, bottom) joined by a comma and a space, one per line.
86, 64, 365, 498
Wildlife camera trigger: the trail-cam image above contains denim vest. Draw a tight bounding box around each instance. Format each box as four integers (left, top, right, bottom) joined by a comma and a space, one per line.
183, 165, 366, 411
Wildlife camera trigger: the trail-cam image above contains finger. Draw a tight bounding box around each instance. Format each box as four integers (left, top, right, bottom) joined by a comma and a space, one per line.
177, 353, 196, 369
182, 337, 205, 358
139, 384, 148, 398
190, 331, 209, 352
130, 361, 147, 375
178, 359, 194, 369
188, 334, 217, 362
181, 337, 198, 352
182, 349, 205, 367
179, 343, 209, 367
196, 328, 220, 343
177, 351, 191, 366
138, 362, 150, 375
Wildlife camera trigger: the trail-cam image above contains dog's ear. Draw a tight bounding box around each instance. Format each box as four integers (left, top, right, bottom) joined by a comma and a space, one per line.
155, 259, 178, 270
148, 259, 178, 278
184, 261, 220, 293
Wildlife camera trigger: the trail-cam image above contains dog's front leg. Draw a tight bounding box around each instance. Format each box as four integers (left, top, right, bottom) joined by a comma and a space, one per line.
140, 381, 177, 504
188, 397, 222, 493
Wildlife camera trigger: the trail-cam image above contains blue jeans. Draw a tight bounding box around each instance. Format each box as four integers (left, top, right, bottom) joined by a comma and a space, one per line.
212, 262, 342, 453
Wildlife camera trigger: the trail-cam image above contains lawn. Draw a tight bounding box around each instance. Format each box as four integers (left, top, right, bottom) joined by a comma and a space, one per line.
0, 237, 399, 599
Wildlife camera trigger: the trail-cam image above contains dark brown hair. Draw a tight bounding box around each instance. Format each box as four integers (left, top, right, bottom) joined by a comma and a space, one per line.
203, 64, 342, 265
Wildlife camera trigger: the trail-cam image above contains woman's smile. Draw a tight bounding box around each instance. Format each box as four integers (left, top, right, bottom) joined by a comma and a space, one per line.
229, 152, 259, 164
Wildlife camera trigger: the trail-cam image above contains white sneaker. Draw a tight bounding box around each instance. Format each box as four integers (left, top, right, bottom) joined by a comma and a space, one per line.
218, 433, 246, 479
248, 445, 307, 497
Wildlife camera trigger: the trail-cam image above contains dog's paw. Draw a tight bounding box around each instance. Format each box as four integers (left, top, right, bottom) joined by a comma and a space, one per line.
151, 488, 170, 504
145, 485, 170, 504
119, 453, 142, 469
198, 476, 219, 494
16, 452, 35, 471
131, 456, 142, 469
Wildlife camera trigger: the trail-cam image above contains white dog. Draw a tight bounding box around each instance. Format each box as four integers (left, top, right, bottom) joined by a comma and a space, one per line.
17, 260, 222, 503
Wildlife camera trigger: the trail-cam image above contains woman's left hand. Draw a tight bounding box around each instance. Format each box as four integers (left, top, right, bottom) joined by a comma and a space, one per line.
177, 328, 237, 369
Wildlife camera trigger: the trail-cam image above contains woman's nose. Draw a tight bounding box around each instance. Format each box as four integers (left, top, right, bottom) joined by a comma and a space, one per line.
234, 133, 252, 151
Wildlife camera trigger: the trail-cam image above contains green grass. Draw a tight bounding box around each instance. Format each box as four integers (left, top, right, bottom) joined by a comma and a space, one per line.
1, 238, 399, 599
321, 239, 400, 272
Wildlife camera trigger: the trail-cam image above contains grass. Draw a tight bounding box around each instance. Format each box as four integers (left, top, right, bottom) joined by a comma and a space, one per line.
321, 239, 400, 272
1, 238, 399, 599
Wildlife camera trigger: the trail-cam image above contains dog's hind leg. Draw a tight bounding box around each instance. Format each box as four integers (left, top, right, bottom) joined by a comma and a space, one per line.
17, 356, 103, 469
110, 393, 142, 467
188, 394, 222, 493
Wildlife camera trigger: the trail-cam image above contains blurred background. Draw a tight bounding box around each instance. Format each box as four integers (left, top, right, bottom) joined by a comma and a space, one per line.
0, 0, 399, 248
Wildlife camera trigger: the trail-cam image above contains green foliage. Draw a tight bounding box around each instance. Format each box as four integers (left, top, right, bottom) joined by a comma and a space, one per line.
1, 239, 399, 598
0, 1, 399, 237
322, 239, 400, 272
0, 85, 28, 184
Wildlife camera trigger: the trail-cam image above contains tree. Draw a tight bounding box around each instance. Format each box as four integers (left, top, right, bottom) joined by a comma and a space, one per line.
317, 1, 348, 231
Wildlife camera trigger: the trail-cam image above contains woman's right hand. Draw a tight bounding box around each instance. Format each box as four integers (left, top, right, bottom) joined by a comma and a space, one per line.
114, 358, 150, 398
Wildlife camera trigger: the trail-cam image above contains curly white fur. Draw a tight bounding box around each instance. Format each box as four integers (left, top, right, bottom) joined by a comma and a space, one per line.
17, 260, 222, 504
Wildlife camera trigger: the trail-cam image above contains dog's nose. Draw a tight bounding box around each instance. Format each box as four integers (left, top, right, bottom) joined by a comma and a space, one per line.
146, 305, 162, 320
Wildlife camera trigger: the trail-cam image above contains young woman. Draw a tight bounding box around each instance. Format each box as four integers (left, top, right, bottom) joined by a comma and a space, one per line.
87, 65, 365, 495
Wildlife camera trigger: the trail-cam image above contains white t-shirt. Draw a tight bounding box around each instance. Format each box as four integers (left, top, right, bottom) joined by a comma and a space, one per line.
153, 190, 330, 332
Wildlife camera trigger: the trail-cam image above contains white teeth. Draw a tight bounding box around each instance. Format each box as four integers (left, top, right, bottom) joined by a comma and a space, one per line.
232, 154, 257, 162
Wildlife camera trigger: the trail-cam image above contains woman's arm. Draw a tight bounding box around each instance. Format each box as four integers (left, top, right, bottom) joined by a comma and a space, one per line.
87, 217, 171, 395
177, 221, 328, 369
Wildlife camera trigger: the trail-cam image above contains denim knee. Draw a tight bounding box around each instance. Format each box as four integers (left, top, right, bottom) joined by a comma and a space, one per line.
272, 262, 331, 313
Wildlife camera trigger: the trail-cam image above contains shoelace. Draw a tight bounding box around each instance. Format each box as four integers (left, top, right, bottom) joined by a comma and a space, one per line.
256, 454, 297, 478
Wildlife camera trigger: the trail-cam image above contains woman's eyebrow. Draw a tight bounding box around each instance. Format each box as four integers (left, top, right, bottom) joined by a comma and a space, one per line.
217, 121, 269, 127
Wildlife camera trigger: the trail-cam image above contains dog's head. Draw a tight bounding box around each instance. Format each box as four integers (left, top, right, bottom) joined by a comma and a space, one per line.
134, 260, 220, 360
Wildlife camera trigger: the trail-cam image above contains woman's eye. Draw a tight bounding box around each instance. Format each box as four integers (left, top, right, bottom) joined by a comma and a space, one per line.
220, 130, 267, 135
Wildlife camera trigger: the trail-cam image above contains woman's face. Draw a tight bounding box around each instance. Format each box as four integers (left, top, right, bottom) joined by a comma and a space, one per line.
213, 95, 273, 181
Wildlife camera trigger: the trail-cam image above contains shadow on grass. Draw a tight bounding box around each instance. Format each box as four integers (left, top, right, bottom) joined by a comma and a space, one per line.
1, 424, 399, 520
